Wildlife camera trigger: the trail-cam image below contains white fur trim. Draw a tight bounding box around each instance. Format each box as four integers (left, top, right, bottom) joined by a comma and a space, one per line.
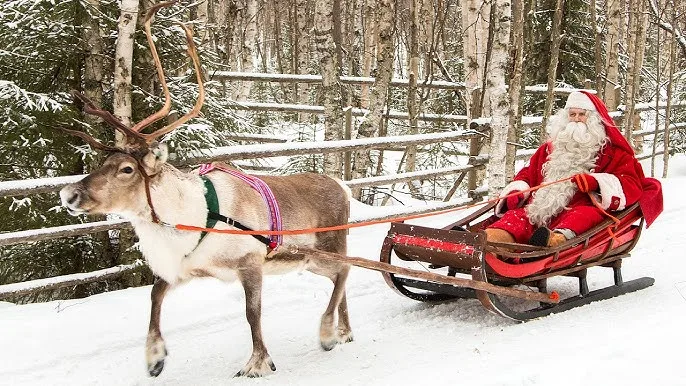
565, 91, 596, 112
495, 180, 530, 217
590, 172, 626, 211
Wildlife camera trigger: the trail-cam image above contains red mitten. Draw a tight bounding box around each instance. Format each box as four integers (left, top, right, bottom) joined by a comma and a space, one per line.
572, 174, 599, 193
505, 190, 524, 210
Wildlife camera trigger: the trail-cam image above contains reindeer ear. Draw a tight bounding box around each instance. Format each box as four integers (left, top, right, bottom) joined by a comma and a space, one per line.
141, 142, 168, 174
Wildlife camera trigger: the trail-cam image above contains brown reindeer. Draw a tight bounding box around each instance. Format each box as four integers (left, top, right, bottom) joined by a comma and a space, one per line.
59, 2, 352, 378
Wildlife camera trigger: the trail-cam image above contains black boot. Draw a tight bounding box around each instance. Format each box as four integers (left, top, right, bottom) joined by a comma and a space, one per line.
529, 227, 551, 247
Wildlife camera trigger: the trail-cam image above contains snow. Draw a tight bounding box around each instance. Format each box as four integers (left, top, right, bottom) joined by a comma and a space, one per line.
1, 155, 685, 386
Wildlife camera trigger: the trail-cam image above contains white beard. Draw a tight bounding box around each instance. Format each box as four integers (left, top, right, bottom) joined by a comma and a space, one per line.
526, 112, 608, 227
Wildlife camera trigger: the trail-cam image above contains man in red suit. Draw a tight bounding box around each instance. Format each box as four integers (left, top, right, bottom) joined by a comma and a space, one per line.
486, 91, 662, 247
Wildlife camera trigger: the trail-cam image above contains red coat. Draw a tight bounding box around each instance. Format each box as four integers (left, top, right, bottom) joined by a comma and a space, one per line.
520, 142, 641, 211
496, 140, 662, 228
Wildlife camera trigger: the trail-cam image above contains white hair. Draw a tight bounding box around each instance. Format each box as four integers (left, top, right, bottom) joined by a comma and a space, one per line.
525, 109, 608, 227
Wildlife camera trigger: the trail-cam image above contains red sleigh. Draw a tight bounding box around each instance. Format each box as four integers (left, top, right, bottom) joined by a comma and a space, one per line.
379, 201, 653, 321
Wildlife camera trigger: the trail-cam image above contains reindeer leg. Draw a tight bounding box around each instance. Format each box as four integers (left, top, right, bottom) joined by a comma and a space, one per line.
309, 263, 353, 350
146, 277, 171, 377
336, 286, 354, 344
235, 263, 276, 378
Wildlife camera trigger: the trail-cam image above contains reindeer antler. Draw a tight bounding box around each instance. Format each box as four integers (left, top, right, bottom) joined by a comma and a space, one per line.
58, 126, 121, 153
128, 1, 177, 133
137, 22, 205, 143
71, 90, 149, 149
63, 0, 204, 151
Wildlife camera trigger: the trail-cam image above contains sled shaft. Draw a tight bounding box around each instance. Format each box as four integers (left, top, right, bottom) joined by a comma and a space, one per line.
287, 246, 559, 304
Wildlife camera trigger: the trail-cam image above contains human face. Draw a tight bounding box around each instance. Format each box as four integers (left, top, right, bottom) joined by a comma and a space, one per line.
568, 108, 588, 123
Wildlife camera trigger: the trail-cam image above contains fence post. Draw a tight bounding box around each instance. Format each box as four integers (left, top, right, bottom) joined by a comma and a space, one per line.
343, 107, 353, 180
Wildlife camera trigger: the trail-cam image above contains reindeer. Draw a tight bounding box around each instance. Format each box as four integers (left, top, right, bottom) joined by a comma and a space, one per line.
59, 2, 353, 378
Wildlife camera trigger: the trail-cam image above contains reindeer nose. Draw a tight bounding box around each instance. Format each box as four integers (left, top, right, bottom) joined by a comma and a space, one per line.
60, 186, 81, 208
66, 191, 80, 205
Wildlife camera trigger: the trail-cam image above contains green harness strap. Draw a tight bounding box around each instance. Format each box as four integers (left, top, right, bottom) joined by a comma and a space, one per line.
201, 176, 219, 241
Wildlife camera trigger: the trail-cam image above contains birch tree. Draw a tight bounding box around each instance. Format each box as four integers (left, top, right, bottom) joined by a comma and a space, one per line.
406, 0, 420, 177
113, 0, 140, 137
507, 0, 524, 180
294, 0, 312, 116
462, 0, 491, 118
360, 2, 377, 109
83, 0, 104, 119
352, 0, 395, 182
487, 0, 512, 195
314, 0, 344, 177
539, 0, 565, 143
590, 0, 604, 92
462, 0, 491, 192
623, 0, 649, 149
604, 0, 622, 108
237, 0, 258, 101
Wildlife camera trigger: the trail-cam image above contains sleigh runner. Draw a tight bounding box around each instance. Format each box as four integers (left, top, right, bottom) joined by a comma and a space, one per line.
377, 201, 654, 321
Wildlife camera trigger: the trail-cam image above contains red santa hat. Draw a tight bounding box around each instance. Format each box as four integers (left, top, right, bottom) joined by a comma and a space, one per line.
567, 90, 635, 156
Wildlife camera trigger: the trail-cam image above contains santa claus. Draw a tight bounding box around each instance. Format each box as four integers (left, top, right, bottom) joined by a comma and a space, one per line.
485, 91, 663, 247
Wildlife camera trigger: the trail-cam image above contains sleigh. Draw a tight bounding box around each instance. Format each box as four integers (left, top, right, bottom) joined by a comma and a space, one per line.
379, 202, 654, 321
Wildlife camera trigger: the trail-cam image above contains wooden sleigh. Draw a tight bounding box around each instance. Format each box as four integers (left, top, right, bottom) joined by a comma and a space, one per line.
378, 202, 654, 321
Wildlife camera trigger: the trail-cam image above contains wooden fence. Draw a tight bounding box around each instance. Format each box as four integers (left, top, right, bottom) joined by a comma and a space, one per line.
1, 75, 685, 299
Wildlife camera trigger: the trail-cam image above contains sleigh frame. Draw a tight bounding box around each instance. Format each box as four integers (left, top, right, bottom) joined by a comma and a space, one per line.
379, 202, 654, 321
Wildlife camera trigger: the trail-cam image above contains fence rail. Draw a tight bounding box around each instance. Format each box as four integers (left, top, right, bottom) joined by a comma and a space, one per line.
3, 73, 685, 300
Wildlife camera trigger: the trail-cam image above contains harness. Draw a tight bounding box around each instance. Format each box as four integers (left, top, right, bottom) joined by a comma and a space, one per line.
140, 160, 282, 252
197, 163, 282, 250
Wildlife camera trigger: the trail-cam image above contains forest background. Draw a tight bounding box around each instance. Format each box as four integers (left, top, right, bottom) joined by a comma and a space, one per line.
0, 0, 684, 302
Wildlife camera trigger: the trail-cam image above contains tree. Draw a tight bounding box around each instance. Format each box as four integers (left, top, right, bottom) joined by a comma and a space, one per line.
487, 0, 512, 195
314, 0, 344, 177
352, 0, 395, 184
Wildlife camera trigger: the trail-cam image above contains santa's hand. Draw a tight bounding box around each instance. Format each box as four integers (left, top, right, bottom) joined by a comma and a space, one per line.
504, 190, 525, 210
572, 174, 599, 193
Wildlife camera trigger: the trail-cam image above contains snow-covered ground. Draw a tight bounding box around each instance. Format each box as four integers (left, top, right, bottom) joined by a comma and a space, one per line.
1, 155, 685, 386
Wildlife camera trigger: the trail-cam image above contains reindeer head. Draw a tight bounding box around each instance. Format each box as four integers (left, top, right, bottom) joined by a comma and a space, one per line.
60, 1, 204, 222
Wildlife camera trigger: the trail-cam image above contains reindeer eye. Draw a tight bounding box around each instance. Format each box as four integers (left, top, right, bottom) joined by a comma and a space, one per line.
121, 166, 134, 174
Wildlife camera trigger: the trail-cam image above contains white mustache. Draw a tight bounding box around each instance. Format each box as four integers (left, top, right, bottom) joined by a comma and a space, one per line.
555, 122, 597, 145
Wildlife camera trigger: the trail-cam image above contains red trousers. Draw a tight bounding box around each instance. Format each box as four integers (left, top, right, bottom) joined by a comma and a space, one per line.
488, 206, 606, 244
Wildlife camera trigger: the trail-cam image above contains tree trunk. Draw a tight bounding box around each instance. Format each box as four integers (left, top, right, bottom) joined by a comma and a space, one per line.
294, 0, 312, 120
360, 1, 377, 109
314, 0, 344, 178
406, 0, 419, 177
237, 0, 258, 101
507, 0, 524, 180
462, 0, 491, 192
135, 0, 156, 96
462, 0, 491, 118
113, 0, 140, 136
83, 0, 104, 113
539, 0, 565, 144
590, 0, 603, 92
662, 9, 677, 179
604, 0, 621, 108
487, 0, 512, 196
196, 0, 209, 45
623, 0, 648, 151
351, 0, 395, 185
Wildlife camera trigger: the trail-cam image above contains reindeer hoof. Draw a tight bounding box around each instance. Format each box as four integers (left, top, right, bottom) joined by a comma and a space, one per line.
145, 339, 168, 377
234, 357, 276, 377
320, 339, 337, 351
148, 359, 165, 377
340, 332, 354, 344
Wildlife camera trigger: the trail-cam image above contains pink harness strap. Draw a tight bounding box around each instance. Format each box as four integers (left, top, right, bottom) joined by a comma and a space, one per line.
198, 164, 283, 247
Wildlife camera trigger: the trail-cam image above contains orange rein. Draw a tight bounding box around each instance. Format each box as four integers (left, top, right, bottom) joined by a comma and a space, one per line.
172, 176, 585, 236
